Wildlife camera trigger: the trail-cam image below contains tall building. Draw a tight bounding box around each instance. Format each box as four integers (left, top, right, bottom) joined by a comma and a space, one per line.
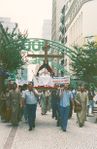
52, 0, 66, 75
64, 0, 97, 47
52, 0, 97, 46
52, 0, 65, 42
52, 0, 97, 72
52, 0, 57, 41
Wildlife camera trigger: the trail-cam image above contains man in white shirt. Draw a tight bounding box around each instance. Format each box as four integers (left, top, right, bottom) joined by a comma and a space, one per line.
22, 82, 39, 131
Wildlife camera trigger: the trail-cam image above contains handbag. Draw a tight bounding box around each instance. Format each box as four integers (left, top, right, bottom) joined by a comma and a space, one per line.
74, 100, 82, 113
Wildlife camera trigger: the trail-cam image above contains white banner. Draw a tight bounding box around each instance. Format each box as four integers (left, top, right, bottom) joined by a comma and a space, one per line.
53, 76, 70, 84
34, 75, 70, 87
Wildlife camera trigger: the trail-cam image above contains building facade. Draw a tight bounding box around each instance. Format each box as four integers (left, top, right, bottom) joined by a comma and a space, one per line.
52, 0, 97, 46
52, 0, 97, 72
52, 0, 68, 75
65, 0, 97, 47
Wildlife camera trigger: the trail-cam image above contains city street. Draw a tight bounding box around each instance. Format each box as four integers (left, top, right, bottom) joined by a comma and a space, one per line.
0, 0, 97, 149
0, 106, 97, 149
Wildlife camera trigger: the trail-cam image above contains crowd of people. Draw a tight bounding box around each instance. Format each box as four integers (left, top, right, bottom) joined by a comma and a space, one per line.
0, 80, 96, 132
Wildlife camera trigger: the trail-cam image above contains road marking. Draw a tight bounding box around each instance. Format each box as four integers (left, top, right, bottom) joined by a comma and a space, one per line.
3, 127, 18, 149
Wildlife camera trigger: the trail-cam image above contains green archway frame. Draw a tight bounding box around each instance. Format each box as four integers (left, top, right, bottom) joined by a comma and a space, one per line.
25, 38, 71, 54
24, 38, 72, 75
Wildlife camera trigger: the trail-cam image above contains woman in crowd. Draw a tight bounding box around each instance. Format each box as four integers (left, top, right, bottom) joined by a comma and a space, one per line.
0, 88, 7, 121
9, 83, 22, 126
75, 86, 88, 127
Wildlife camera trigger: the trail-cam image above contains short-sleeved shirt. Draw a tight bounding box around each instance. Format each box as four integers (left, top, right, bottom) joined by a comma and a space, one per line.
22, 90, 37, 105
60, 90, 73, 107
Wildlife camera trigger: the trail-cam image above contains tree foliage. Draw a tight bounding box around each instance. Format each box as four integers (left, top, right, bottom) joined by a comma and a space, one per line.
0, 23, 27, 73
70, 42, 97, 85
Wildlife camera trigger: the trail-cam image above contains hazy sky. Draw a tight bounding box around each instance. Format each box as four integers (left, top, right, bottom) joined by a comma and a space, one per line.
0, 0, 52, 38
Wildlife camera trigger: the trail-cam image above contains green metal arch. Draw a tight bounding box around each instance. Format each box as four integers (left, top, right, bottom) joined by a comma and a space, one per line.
24, 38, 72, 55
24, 38, 73, 75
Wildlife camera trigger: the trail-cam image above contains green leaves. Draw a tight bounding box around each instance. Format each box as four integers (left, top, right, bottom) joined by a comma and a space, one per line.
71, 42, 97, 85
0, 23, 28, 73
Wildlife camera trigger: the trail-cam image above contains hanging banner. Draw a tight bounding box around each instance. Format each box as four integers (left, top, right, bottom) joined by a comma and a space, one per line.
34, 75, 70, 87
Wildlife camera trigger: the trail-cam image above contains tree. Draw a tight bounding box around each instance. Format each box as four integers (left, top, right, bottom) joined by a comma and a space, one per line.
70, 42, 97, 87
0, 23, 28, 90
0, 23, 28, 72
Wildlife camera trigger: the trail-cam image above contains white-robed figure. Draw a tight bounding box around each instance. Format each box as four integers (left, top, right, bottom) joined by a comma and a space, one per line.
37, 68, 54, 87
34, 69, 53, 114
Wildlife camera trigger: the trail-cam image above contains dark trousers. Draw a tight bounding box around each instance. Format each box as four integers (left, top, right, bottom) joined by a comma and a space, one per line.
56, 103, 61, 126
68, 101, 73, 119
51, 100, 57, 118
26, 104, 37, 129
60, 106, 70, 130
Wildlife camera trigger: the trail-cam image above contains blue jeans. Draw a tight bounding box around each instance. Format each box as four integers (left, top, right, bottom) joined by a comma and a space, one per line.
26, 104, 37, 129
89, 100, 94, 108
60, 106, 70, 130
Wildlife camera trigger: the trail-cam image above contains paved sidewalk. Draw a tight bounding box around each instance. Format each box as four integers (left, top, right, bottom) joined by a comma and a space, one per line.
0, 107, 97, 149
0, 121, 12, 149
